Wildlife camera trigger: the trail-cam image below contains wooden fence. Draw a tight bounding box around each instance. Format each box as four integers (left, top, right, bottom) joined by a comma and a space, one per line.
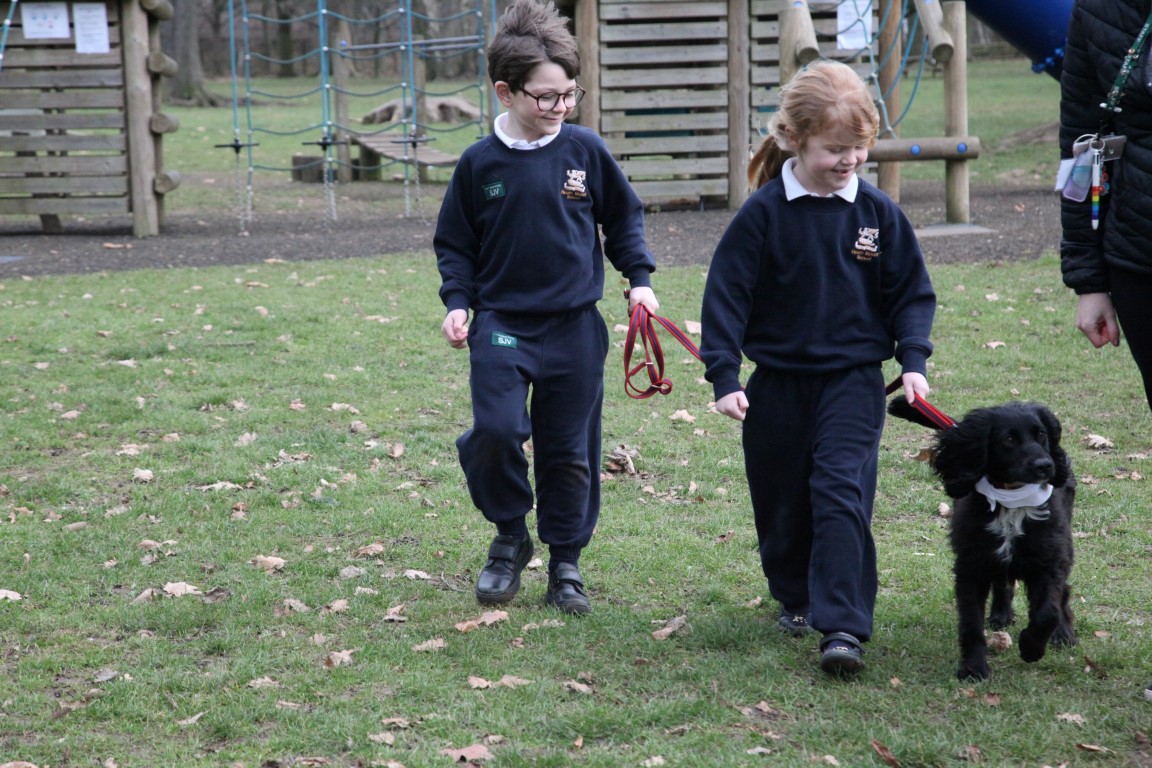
0, 0, 179, 236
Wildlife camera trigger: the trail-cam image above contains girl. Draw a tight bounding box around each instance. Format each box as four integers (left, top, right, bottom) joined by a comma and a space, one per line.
700, 60, 936, 676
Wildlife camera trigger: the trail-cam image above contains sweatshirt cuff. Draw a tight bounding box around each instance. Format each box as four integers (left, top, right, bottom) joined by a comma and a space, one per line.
711, 377, 743, 401
625, 267, 653, 289
443, 292, 471, 314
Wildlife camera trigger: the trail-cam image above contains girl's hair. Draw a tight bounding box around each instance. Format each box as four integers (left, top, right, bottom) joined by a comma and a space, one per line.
747, 59, 879, 190
487, 0, 580, 92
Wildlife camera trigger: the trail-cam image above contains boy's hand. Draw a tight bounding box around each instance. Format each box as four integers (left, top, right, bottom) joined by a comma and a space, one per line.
714, 390, 748, 422
627, 286, 659, 314
442, 309, 469, 349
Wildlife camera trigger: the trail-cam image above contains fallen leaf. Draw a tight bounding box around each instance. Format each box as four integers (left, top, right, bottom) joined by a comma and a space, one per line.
563, 680, 594, 694
353, 541, 386, 558
247, 676, 280, 688
250, 555, 286, 572
132, 468, 154, 483
1057, 712, 1086, 725
652, 615, 688, 640
670, 410, 696, 423
1074, 744, 1113, 754
324, 649, 356, 667
0, 589, 24, 601
163, 582, 203, 597
177, 711, 206, 726
440, 744, 492, 762
983, 340, 1006, 349
455, 610, 509, 632
986, 631, 1012, 653
368, 732, 396, 745
872, 739, 901, 767
412, 637, 445, 652
1084, 434, 1115, 450
322, 599, 350, 614
641, 757, 666, 767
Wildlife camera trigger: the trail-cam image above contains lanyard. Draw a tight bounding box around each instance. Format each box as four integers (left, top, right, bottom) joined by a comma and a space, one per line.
1101, 8, 1152, 113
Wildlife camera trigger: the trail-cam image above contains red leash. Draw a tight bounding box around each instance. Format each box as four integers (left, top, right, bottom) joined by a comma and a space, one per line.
885, 377, 956, 429
623, 292, 702, 399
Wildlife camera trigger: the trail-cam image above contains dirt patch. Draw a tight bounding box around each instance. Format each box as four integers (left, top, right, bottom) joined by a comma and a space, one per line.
0, 173, 1060, 279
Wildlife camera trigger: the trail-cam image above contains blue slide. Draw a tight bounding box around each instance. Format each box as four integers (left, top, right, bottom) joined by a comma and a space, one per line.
965, 0, 1075, 79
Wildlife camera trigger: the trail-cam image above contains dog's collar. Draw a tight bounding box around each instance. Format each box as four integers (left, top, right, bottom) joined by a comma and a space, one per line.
975, 477, 1053, 513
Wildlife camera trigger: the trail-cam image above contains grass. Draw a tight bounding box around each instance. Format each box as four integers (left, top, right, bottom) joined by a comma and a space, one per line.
1, 250, 1150, 767
1, 54, 1149, 768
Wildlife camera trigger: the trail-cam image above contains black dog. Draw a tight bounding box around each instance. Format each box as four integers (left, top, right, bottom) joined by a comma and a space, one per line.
889, 399, 1077, 681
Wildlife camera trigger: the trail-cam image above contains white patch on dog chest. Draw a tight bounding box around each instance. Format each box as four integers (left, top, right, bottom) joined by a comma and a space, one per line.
986, 505, 1051, 561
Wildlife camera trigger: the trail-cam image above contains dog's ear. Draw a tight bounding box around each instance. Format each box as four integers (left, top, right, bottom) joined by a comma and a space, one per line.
932, 408, 992, 498
1032, 403, 1072, 488
887, 397, 945, 430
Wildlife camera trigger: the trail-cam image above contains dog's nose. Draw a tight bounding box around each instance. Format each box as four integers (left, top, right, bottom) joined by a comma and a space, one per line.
1029, 455, 1055, 479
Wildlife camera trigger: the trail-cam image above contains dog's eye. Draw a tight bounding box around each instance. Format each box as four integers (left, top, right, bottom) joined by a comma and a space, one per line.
1002, 435, 1017, 447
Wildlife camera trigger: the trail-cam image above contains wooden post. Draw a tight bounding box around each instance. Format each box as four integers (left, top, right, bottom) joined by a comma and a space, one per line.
122, 0, 160, 236
331, 19, 353, 184
778, 0, 820, 86
728, 0, 750, 207
910, 0, 954, 62
147, 0, 175, 224
876, 0, 902, 201
573, 0, 600, 132
943, 1, 970, 223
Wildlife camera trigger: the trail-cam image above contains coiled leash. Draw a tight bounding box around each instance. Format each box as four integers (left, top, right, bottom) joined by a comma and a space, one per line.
885, 377, 956, 430
623, 290, 703, 399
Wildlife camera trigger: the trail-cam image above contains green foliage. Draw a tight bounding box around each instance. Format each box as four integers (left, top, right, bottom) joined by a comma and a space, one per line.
1, 253, 1149, 767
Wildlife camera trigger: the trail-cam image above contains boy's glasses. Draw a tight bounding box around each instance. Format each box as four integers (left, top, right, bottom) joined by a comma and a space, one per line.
520, 86, 585, 111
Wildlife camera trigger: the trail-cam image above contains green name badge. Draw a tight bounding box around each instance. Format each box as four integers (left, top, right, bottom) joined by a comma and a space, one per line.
492, 331, 517, 349
483, 180, 506, 200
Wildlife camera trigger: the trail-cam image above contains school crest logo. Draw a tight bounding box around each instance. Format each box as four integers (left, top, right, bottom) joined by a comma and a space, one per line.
851, 227, 881, 261
562, 169, 588, 200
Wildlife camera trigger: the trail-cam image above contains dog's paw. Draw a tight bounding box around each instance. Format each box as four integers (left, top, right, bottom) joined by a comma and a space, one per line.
988, 609, 1015, 630
957, 659, 990, 682
1018, 626, 1049, 662
1050, 625, 1078, 648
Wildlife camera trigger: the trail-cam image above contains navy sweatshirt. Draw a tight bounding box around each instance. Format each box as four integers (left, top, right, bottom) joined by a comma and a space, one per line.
701, 176, 936, 400
435, 124, 655, 315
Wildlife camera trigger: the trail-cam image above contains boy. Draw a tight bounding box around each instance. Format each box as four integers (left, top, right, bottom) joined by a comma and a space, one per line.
434, 0, 658, 615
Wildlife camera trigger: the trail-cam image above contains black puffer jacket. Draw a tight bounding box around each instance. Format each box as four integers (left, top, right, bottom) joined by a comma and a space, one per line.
1060, 0, 1152, 293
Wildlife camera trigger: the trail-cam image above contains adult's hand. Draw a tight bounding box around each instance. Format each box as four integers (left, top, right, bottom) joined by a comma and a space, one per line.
1075, 292, 1121, 348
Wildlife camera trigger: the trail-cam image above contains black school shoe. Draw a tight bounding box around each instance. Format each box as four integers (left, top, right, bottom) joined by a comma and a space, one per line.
777, 610, 816, 637
475, 534, 533, 605
545, 562, 591, 615
819, 632, 865, 677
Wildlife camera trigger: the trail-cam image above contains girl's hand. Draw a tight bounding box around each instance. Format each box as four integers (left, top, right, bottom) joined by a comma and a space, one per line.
441, 309, 469, 349
714, 390, 748, 422
902, 371, 929, 404
627, 286, 659, 314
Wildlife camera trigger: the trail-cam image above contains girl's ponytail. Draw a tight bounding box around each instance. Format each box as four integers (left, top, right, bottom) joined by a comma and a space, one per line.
747, 135, 792, 191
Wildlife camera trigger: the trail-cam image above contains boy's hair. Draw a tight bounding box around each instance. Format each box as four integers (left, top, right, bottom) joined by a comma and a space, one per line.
487, 0, 580, 91
748, 59, 879, 190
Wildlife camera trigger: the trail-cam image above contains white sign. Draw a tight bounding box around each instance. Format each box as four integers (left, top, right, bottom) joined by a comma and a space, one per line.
837, 1, 873, 51
20, 1, 71, 39
73, 3, 111, 53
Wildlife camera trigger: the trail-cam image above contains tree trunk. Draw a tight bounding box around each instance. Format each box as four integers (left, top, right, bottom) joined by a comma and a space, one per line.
167, 0, 226, 105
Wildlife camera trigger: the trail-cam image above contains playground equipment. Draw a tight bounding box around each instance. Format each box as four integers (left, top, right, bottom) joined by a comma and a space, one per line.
576, 0, 1072, 224
0, 0, 180, 235
219, 0, 494, 228
966, 0, 1074, 78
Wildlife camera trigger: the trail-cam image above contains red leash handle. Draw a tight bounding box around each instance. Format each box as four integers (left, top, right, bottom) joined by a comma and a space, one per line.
624, 293, 702, 400
885, 376, 956, 429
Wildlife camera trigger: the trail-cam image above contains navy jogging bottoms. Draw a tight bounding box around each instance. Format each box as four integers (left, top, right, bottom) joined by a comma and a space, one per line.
741, 364, 885, 642
457, 307, 609, 562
